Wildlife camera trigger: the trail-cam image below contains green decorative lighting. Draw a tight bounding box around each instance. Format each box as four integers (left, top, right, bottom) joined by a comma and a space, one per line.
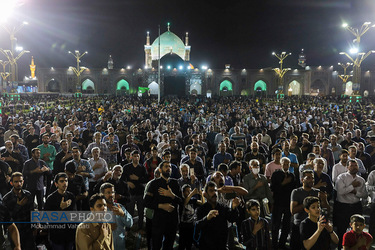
138, 87, 149, 93
254, 80, 267, 91
116, 79, 130, 91
82, 79, 95, 90
220, 80, 233, 91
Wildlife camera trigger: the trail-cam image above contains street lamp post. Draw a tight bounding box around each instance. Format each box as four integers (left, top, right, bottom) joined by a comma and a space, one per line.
0, 60, 10, 92
68, 50, 88, 93
1, 21, 29, 82
338, 62, 353, 95
341, 22, 375, 95
272, 51, 291, 95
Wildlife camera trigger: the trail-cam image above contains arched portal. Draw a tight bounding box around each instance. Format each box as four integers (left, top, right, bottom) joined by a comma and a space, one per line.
47, 79, 60, 92
288, 80, 301, 96
311, 79, 325, 95
345, 81, 353, 96
219, 80, 233, 96
148, 81, 159, 95
190, 82, 202, 95
116, 79, 130, 95
254, 80, 267, 91
82, 79, 95, 93
241, 89, 249, 96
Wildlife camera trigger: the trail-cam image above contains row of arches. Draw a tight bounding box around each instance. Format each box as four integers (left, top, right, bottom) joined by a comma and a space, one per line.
46, 78, 305, 95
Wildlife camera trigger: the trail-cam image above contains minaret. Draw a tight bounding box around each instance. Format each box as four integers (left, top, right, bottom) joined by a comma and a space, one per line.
144, 31, 152, 68
108, 55, 113, 69
184, 32, 191, 61
30, 56, 36, 78
298, 49, 306, 68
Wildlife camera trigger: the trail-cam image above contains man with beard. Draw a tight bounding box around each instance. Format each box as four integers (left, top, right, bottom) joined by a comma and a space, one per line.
2, 140, 23, 173
332, 150, 349, 184
3, 172, 35, 249
234, 148, 250, 181
37, 134, 56, 196
144, 160, 183, 250
61, 162, 87, 211
270, 157, 295, 250
290, 169, 329, 250
94, 165, 130, 207
53, 139, 73, 176
121, 150, 147, 231
45, 173, 76, 249
195, 181, 240, 250
100, 183, 133, 250
65, 147, 94, 210
213, 142, 232, 171
23, 148, 50, 210
244, 142, 266, 173
334, 159, 368, 249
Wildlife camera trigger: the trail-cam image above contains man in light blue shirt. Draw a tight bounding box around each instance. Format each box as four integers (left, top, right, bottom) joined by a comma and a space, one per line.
100, 182, 133, 250
282, 141, 299, 174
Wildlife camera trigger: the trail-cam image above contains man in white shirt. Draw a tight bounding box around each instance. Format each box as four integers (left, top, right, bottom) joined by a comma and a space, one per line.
348, 145, 367, 177
88, 147, 108, 197
332, 149, 349, 184
334, 159, 368, 248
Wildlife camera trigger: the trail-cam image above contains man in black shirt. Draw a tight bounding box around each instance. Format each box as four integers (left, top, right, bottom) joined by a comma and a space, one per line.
53, 139, 73, 176
45, 172, 76, 249
195, 181, 240, 250
60, 162, 88, 211
0, 202, 21, 250
2, 140, 24, 173
0, 154, 11, 197
3, 172, 35, 249
94, 165, 130, 206
25, 126, 39, 157
185, 148, 205, 184
121, 150, 147, 230
22, 148, 50, 210
144, 160, 183, 250
270, 157, 295, 249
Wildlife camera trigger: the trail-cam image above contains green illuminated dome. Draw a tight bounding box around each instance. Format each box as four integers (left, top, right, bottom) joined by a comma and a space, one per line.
151, 31, 186, 60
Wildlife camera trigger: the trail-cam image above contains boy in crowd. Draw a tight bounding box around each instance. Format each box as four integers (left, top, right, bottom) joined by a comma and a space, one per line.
343, 214, 373, 250
300, 196, 338, 250
241, 199, 271, 249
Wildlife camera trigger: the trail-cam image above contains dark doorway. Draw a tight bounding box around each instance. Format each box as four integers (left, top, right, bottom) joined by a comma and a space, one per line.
164, 76, 185, 96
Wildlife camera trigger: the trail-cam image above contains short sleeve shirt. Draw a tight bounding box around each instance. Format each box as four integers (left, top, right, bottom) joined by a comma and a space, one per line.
343, 230, 373, 249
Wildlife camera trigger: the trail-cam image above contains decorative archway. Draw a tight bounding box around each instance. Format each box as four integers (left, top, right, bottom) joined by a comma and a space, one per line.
148, 81, 159, 95
241, 89, 249, 96
288, 80, 301, 96
190, 82, 202, 95
47, 79, 60, 92
254, 80, 267, 91
82, 79, 95, 93
219, 80, 233, 96
116, 79, 130, 95
311, 79, 325, 95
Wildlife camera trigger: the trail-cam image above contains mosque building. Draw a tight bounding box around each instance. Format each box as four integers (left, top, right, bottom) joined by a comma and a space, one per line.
35, 25, 370, 97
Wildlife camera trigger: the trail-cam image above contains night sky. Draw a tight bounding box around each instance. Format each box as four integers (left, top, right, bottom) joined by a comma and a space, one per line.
2, 0, 375, 77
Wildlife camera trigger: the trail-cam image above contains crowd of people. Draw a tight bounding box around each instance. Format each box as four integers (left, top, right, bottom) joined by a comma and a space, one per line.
0, 94, 374, 249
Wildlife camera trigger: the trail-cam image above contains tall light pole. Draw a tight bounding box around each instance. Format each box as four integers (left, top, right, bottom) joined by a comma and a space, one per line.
272, 51, 291, 94
1, 21, 29, 82
0, 60, 10, 92
341, 22, 375, 95
338, 62, 353, 94
68, 50, 88, 93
